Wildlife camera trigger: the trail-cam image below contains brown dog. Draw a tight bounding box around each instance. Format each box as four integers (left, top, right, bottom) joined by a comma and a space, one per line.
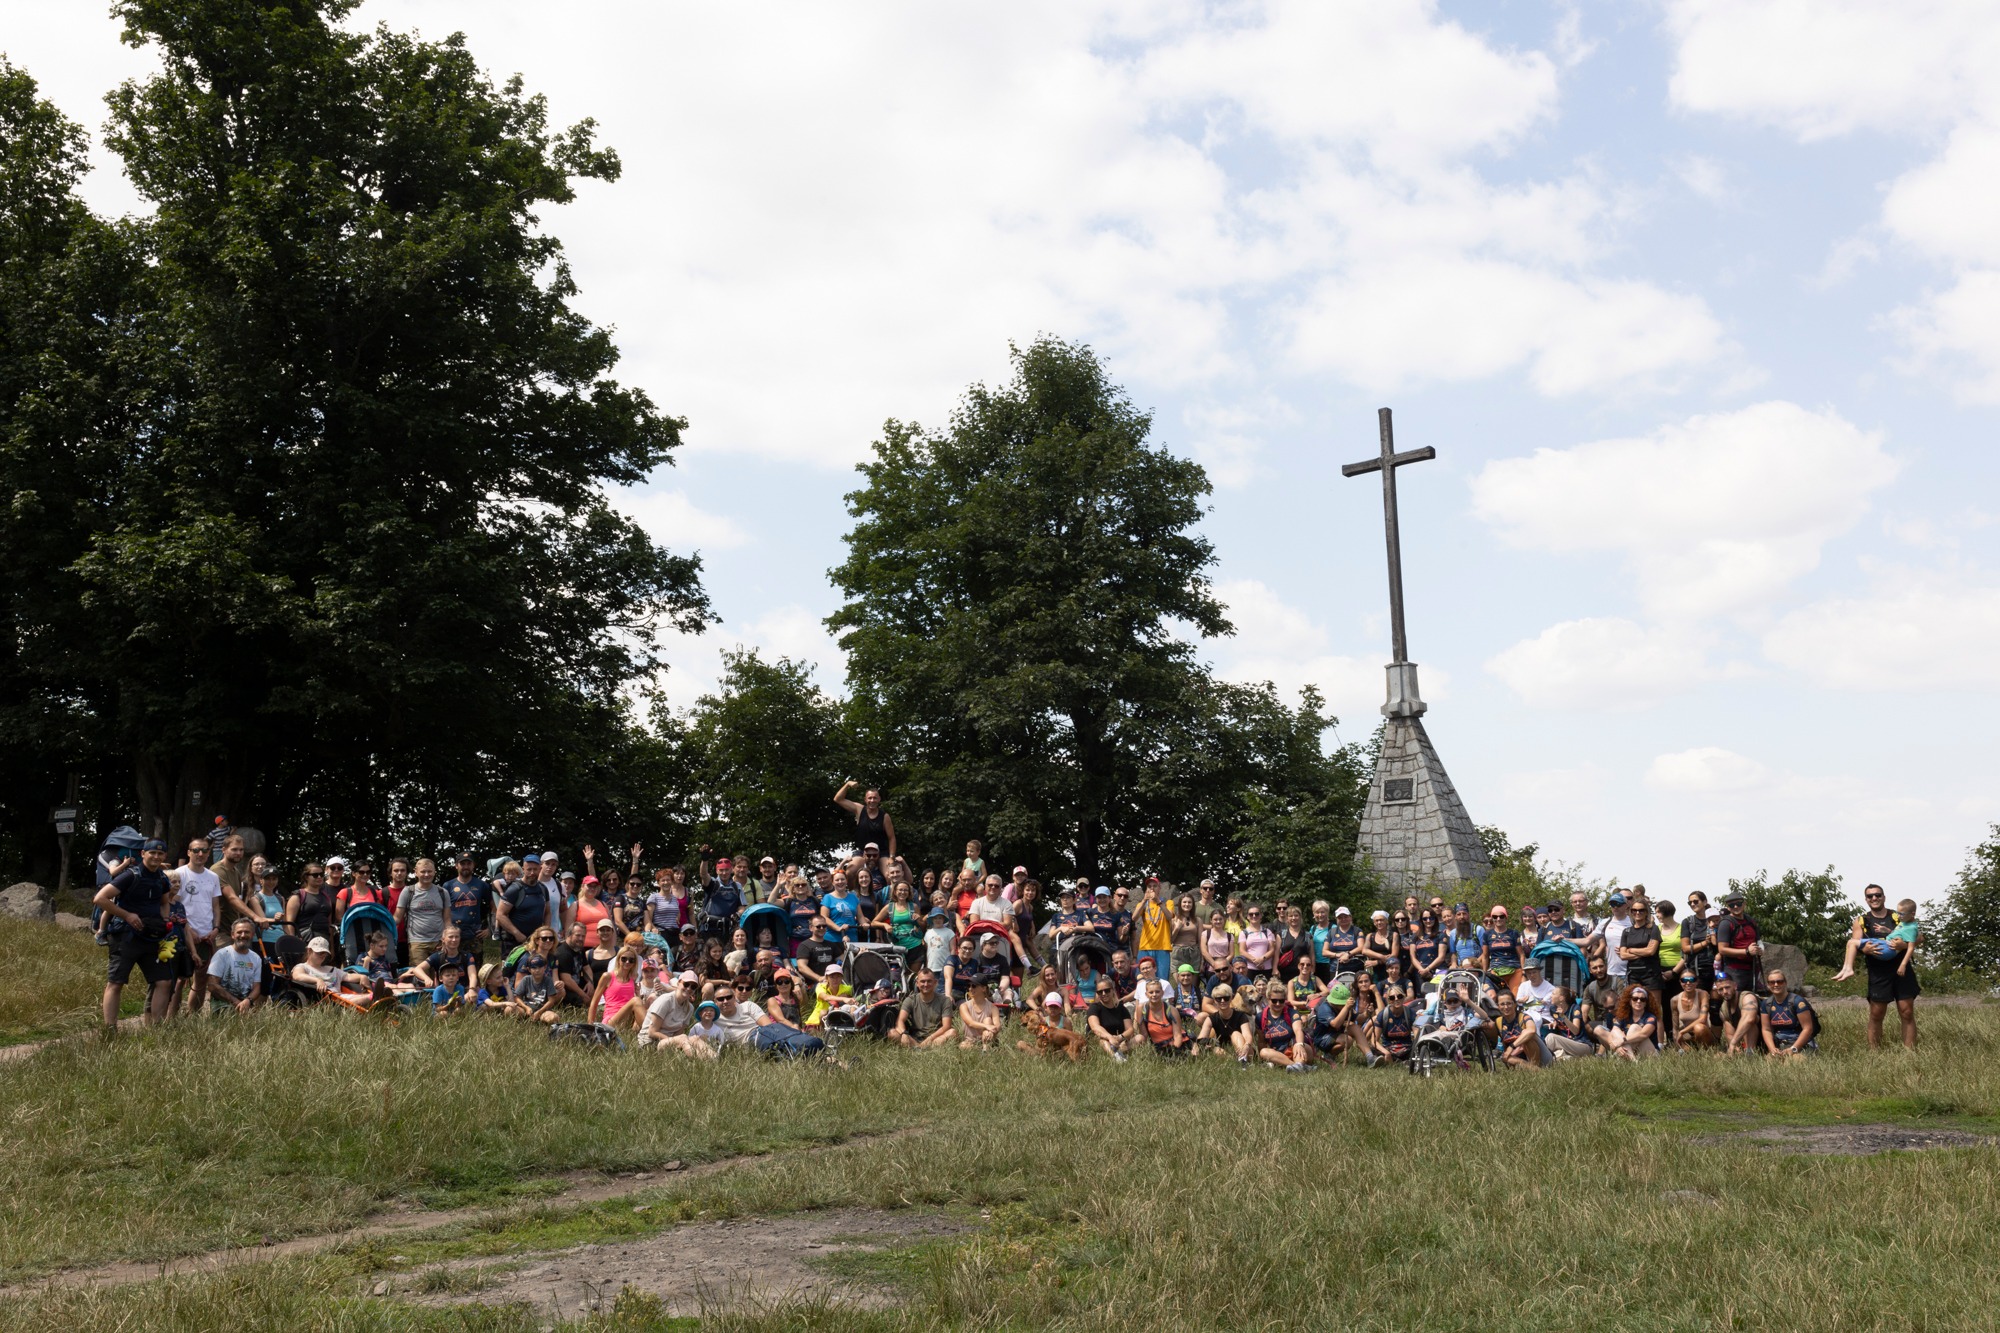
1016, 1004, 1087, 1062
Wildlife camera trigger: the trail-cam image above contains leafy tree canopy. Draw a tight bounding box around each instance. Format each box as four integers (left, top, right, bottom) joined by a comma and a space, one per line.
0, 0, 708, 866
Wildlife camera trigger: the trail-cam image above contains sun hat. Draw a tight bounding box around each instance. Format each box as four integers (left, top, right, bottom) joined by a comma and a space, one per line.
697, 1000, 719, 1017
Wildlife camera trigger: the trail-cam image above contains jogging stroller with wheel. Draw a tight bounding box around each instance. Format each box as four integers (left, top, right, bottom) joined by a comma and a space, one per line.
1409, 969, 1498, 1076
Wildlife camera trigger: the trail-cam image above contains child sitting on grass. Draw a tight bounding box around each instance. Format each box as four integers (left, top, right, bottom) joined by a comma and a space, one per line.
1832, 899, 1920, 982
430, 961, 468, 1013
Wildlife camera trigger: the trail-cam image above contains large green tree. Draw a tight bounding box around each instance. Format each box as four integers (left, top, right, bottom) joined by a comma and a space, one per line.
1928, 826, 2000, 975
830, 336, 1362, 885
662, 649, 855, 866
0, 61, 150, 881
0, 0, 710, 864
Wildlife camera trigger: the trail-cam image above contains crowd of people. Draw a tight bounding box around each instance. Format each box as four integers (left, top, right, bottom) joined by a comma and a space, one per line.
88, 785, 1926, 1062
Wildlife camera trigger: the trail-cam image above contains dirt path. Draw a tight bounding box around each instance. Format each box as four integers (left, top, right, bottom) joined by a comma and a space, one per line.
401, 1206, 968, 1318
7, 1129, 922, 1295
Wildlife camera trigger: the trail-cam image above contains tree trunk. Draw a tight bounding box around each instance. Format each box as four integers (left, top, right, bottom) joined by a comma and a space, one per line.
136, 752, 254, 859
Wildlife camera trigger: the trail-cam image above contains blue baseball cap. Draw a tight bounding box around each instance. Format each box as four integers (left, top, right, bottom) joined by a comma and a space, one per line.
523, 853, 541, 864
1607, 892, 1627, 905
141, 839, 166, 852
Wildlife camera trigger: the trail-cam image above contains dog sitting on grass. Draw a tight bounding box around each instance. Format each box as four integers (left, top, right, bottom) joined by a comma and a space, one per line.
1016, 1003, 1087, 1062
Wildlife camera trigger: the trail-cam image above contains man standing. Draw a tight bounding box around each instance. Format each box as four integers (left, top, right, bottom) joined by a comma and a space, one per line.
173, 837, 247, 1013
204, 918, 267, 1013
93, 838, 179, 1034
396, 857, 451, 964
443, 853, 492, 959
1565, 890, 1602, 960
751, 856, 780, 906
1842, 883, 1920, 1050
495, 856, 552, 946
1599, 892, 1632, 984
1714, 891, 1763, 995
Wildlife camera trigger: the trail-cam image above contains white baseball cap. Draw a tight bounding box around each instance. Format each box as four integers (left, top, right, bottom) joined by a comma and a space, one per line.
306, 937, 331, 954
1334, 905, 1352, 917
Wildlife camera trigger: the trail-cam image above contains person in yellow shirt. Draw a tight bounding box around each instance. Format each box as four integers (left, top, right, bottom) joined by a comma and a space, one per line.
804, 961, 854, 1029
1134, 876, 1175, 979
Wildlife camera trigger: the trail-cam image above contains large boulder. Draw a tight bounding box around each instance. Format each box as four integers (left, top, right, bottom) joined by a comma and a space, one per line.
0, 882, 54, 921
1763, 942, 1808, 988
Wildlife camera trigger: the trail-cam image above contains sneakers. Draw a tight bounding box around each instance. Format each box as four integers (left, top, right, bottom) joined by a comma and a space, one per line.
1364, 1052, 1381, 1068
1112, 1051, 1127, 1063
1237, 1055, 1250, 1067
1284, 1062, 1309, 1074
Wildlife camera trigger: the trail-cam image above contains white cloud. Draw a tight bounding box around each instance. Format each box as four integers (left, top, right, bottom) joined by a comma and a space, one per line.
609, 487, 748, 552
1471, 401, 1898, 620
1672, 153, 1730, 203
1666, 1, 2000, 396
1647, 746, 1770, 793
1485, 617, 1719, 710
1762, 572, 2000, 690
246, 0, 1727, 468
1665, 0, 2000, 139
1207, 577, 1441, 726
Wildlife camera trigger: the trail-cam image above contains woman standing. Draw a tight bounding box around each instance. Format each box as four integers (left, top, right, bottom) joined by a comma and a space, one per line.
571, 874, 612, 936
645, 868, 688, 940
1405, 909, 1445, 986
287, 863, 335, 951
1361, 911, 1398, 984
1170, 895, 1203, 977
1239, 905, 1277, 979
252, 866, 289, 945
1199, 908, 1234, 975
871, 880, 924, 953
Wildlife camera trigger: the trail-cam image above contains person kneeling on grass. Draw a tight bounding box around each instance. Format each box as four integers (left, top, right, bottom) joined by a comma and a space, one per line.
204, 918, 267, 1014
893, 968, 956, 1050
1671, 974, 1713, 1049
1760, 970, 1818, 1059
1202, 983, 1253, 1063
1371, 984, 1417, 1066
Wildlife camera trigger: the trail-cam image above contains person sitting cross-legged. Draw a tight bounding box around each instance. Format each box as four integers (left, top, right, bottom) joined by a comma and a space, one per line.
1760, 970, 1819, 1059
892, 968, 957, 1050
204, 918, 267, 1014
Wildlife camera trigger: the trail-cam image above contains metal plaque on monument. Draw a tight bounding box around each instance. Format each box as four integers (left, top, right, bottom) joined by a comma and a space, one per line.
1342, 408, 1492, 893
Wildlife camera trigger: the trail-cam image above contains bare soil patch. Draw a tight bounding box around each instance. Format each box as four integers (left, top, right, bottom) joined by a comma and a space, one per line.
1702, 1124, 1995, 1156
399, 1206, 967, 1319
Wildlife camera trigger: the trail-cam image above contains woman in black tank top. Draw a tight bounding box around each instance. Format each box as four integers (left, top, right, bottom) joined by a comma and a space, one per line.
288, 864, 334, 943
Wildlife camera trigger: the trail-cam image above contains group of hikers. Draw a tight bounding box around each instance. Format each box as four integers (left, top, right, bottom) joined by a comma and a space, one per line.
89, 785, 1925, 1061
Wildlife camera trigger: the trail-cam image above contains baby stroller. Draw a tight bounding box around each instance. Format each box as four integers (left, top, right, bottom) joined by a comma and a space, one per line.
338, 902, 400, 965
1410, 969, 1497, 1076
1057, 933, 1113, 985
843, 941, 907, 996
739, 903, 790, 960
1531, 938, 1588, 997
820, 994, 899, 1052
261, 934, 312, 1007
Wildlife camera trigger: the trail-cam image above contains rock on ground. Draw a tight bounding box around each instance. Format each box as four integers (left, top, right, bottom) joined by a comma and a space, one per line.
0, 882, 53, 921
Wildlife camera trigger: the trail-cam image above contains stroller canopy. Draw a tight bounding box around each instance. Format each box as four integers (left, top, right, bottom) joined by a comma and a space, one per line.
339, 902, 399, 960
739, 904, 789, 950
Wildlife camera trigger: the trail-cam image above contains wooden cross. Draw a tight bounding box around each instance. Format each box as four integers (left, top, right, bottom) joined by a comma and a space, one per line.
1341, 407, 1434, 665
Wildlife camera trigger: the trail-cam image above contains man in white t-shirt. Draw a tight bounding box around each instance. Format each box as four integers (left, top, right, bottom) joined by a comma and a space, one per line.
1516, 958, 1558, 1023
174, 837, 252, 1011
711, 987, 767, 1047
205, 919, 266, 1012
1600, 893, 1633, 981
966, 875, 1025, 961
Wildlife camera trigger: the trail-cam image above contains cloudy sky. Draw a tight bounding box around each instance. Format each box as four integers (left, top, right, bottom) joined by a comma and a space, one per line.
10, 0, 2000, 900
